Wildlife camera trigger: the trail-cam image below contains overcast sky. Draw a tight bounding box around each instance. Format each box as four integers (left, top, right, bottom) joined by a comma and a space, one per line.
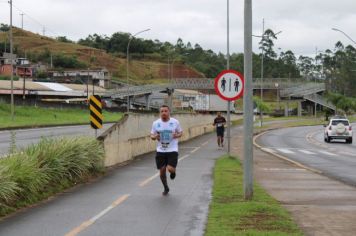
1, 0, 355, 56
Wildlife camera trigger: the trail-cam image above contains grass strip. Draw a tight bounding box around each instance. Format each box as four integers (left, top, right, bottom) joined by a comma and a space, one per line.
0, 103, 122, 129
0, 137, 105, 217
205, 156, 303, 236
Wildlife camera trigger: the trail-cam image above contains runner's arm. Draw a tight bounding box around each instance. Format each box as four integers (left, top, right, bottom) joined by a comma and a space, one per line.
150, 123, 160, 141
173, 121, 183, 139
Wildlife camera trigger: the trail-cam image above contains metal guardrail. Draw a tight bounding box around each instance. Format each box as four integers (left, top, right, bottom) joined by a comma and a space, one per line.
107, 78, 323, 99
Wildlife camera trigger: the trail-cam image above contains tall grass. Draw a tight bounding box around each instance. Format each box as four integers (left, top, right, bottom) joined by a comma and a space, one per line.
0, 137, 104, 217
0, 102, 123, 129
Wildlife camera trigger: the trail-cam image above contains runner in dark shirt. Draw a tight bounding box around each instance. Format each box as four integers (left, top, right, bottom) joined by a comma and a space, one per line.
213, 112, 226, 149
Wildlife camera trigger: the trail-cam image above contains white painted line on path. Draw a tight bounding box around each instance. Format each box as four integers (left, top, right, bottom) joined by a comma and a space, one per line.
298, 149, 316, 155
65, 194, 130, 236
277, 148, 295, 154
139, 154, 190, 187
318, 150, 337, 156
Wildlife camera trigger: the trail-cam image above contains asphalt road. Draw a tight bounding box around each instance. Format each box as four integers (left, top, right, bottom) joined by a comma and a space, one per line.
257, 124, 356, 186
0, 124, 114, 156
0, 125, 241, 236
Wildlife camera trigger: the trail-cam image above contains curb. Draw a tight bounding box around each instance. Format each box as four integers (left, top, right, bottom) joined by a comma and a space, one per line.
253, 129, 323, 175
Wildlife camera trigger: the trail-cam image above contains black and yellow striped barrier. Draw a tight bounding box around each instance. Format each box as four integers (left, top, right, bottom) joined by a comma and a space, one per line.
89, 95, 103, 129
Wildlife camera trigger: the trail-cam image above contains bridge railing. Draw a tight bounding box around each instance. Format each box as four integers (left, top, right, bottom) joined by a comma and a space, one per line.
304, 93, 336, 110
280, 83, 325, 97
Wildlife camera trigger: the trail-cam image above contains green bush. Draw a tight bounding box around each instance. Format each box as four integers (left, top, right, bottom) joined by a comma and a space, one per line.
0, 137, 104, 216
0, 75, 19, 81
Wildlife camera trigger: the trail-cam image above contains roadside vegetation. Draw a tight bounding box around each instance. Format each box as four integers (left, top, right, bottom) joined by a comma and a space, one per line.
0, 103, 122, 129
0, 137, 104, 217
205, 156, 302, 236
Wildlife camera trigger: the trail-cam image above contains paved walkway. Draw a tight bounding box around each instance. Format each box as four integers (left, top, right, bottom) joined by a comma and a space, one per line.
233, 128, 356, 236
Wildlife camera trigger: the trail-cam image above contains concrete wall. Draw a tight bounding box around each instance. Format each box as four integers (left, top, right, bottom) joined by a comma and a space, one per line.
98, 113, 241, 167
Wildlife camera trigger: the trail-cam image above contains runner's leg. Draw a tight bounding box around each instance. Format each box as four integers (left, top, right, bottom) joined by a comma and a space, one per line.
167, 152, 178, 180
159, 166, 169, 195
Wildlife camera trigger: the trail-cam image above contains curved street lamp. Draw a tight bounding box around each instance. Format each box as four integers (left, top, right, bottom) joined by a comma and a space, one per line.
253, 20, 282, 125
126, 28, 151, 112
332, 28, 356, 45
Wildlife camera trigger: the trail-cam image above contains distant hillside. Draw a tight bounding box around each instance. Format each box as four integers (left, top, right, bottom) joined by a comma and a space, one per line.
0, 27, 204, 84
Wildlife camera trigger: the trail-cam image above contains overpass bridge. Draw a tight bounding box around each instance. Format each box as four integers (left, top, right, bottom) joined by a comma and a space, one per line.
106, 78, 335, 114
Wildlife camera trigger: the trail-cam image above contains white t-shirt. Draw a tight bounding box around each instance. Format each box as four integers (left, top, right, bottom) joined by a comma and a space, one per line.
151, 117, 182, 153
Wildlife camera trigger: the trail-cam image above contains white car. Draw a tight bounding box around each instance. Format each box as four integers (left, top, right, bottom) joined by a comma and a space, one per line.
324, 117, 353, 144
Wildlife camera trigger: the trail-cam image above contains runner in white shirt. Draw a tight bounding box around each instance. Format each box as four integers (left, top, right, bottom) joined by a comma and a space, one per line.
150, 105, 183, 196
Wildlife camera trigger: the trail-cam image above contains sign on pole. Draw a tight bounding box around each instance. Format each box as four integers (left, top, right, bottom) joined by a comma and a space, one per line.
214, 69, 244, 154
214, 70, 244, 101
89, 95, 103, 130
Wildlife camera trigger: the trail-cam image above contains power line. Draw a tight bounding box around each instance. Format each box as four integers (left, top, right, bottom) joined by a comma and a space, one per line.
10, 3, 58, 36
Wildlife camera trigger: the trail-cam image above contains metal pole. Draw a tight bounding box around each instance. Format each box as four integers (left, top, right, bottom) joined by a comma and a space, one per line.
226, 0, 231, 155
87, 69, 89, 101
243, 0, 254, 200
332, 28, 356, 45
92, 79, 95, 95
20, 13, 24, 29
126, 28, 150, 112
314, 47, 317, 118
10, 0, 14, 121
260, 18, 264, 127
126, 38, 131, 112
22, 68, 26, 99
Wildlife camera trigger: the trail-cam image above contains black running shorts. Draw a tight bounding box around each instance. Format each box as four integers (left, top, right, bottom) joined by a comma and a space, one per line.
155, 152, 178, 169
216, 127, 224, 137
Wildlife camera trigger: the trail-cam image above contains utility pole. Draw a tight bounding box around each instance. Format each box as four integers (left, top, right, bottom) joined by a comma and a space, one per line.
42, 26, 46, 36
226, 0, 231, 155
243, 0, 254, 200
20, 13, 24, 29
314, 47, 318, 118
10, 0, 14, 120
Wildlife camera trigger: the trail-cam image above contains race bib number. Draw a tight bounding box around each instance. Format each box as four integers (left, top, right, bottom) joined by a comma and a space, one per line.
160, 130, 173, 149
217, 123, 223, 127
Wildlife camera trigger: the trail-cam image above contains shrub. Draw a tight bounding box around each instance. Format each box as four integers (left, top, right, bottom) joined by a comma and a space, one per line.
0, 137, 104, 216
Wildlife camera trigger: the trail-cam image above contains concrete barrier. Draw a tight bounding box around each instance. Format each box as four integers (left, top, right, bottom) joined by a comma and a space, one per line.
98, 113, 241, 167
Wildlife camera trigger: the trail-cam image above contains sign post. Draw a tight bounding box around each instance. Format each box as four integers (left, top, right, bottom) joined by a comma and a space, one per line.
214, 70, 244, 154
89, 95, 103, 137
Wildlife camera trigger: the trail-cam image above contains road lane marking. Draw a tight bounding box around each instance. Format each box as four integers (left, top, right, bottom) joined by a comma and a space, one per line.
201, 141, 209, 146
190, 147, 200, 154
177, 154, 190, 162
139, 154, 190, 187
339, 151, 356, 157
277, 148, 295, 154
298, 149, 316, 155
262, 168, 306, 171
318, 150, 336, 156
254, 130, 323, 174
139, 173, 160, 187
180, 147, 200, 149
65, 194, 130, 236
261, 148, 275, 153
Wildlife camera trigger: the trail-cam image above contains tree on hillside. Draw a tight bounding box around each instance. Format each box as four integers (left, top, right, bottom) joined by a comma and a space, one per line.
56, 36, 73, 43
0, 23, 9, 32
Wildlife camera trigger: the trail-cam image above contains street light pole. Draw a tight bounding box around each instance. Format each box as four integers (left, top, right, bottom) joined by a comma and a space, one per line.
126, 28, 150, 112
332, 28, 356, 45
10, 0, 14, 120
253, 21, 281, 126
